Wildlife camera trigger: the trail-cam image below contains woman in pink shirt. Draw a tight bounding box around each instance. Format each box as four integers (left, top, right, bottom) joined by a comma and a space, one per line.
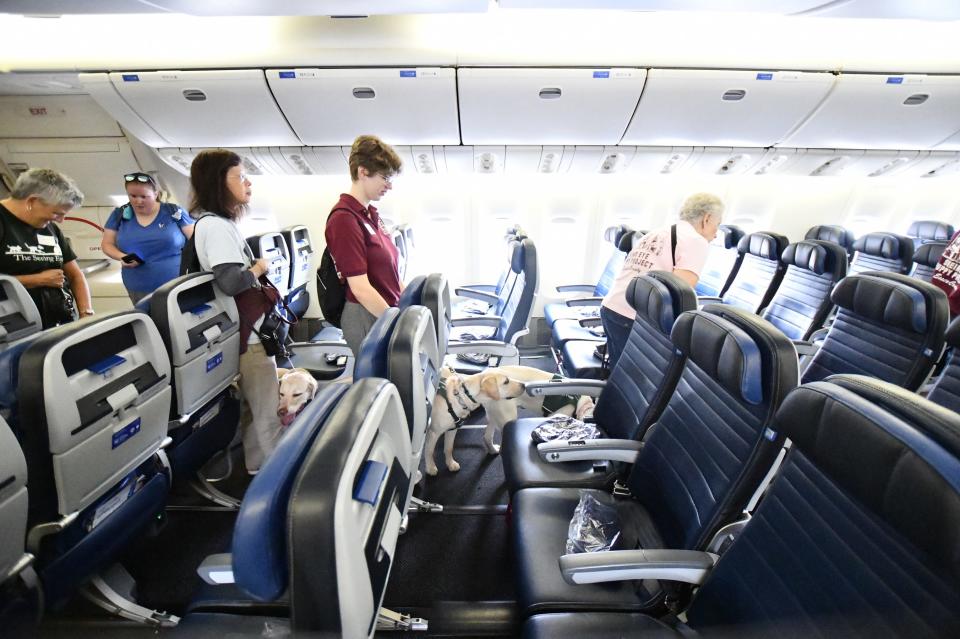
600, 193, 724, 367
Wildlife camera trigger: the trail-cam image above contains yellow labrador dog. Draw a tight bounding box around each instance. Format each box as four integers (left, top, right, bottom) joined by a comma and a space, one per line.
424, 365, 581, 476
276, 368, 319, 428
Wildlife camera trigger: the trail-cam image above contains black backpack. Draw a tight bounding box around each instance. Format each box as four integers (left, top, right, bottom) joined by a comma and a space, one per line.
316, 246, 346, 328
179, 214, 213, 275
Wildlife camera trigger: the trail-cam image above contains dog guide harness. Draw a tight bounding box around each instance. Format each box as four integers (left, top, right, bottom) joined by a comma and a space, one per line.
437, 374, 480, 427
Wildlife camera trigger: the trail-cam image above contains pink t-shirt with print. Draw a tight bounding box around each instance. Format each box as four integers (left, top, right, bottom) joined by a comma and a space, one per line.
602, 220, 709, 319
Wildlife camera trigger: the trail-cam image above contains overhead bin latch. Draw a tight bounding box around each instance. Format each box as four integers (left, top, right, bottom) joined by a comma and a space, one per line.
182, 89, 207, 102
539, 88, 562, 100
722, 89, 746, 101
353, 87, 376, 99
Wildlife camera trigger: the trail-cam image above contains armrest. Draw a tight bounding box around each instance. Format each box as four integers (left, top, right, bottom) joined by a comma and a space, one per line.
455, 287, 499, 304
197, 553, 235, 585
559, 549, 718, 586
447, 341, 518, 358
462, 284, 496, 294
556, 284, 596, 295
697, 295, 722, 304
525, 379, 606, 397
792, 339, 820, 357
578, 317, 603, 328
451, 315, 502, 328
565, 297, 602, 307
288, 341, 353, 356
808, 327, 829, 343
538, 438, 643, 464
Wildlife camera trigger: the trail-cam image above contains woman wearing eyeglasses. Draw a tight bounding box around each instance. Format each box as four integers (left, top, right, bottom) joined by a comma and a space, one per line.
325, 134, 404, 355
101, 172, 195, 304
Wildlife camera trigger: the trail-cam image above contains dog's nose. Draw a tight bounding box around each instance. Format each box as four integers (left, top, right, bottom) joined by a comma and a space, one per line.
277, 407, 287, 417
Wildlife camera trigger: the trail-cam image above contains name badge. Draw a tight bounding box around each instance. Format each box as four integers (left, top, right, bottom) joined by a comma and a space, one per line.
37, 235, 56, 246
363, 222, 376, 235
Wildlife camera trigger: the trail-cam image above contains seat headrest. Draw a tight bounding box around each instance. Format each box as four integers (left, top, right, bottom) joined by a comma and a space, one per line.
626, 271, 699, 335
354, 308, 401, 379
776, 375, 960, 580
781, 240, 847, 277
510, 241, 525, 273
617, 231, 637, 252
671, 309, 764, 405
945, 314, 960, 348
737, 232, 786, 260
398, 275, 426, 308
852, 232, 912, 262
831, 272, 947, 334
715, 224, 745, 249
912, 241, 948, 269
512, 238, 536, 273
908, 220, 955, 243
805, 224, 854, 250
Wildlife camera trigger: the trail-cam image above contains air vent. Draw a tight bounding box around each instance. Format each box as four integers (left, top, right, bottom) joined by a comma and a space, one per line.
722, 89, 746, 101
240, 158, 263, 175
923, 158, 960, 178
182, 89, 207, 102
539, 151, 559, 173
599, 153, 624, 174
538, 88, 562, 100
416, 152, 434, 174
478, 152, 498, 173
903, 93, 929, 106
287, 154, 314, 175
352, 87, 376, 99
755, 154, 788, 175
810, 156, 849, 176
661, 153, 683, 174
717, 154, 749, 174
867, 157, 909, 177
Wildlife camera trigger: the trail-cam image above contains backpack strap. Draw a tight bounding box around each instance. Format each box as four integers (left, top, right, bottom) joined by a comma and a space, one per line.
670, 224, 678, 267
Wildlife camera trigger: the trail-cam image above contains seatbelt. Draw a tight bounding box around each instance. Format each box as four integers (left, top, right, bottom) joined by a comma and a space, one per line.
670, 224, 678, 266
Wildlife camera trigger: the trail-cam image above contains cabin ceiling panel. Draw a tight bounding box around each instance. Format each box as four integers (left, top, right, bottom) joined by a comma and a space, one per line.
457, 68, 646, 145
781, 74, 960, 150
103, 70, 300, 147
266, 68, 460, 146
0, 73, 85, 96
934, 128, 960, 151
498, 1, 827, 14
0, 95, 121, 139
0, 0, 489, 16
621, 69, 835, 147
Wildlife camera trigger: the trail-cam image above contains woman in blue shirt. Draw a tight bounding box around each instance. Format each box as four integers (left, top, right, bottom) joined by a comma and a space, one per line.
101, 172, 195, 303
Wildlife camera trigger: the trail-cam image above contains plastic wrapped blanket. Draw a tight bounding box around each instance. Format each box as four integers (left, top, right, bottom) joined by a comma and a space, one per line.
566, 490, 621, 554
531, 415, 602, 444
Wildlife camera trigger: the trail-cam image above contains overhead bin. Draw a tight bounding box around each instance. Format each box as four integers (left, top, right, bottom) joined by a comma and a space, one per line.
98, 70, 300, 147
457, 68, 646, 145
935, 128, 960, 150
80, 73, 168, 147
621, 69, 834, 147
498, 1, 827, 12
266, 68, 459, 146
781, 74, 960, 150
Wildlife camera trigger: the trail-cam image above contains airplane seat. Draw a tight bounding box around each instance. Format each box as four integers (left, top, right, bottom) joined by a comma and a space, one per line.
447, 237, 538, 373
11, 312, 173, 612
543, 225, 632, 329
520, 375, 960, 639
0, 275, 43, 354
910, 240, 947, 282
0, 414, 37, 632
804, 223, 855, 259
761, 239, 848, 340
801, 272, 948, 390
695, 223, 746, 297
452, 229, 524, 317
420, 273, 452, 355
849, 232, 914, 275
907, 219, 955, 250
512, 304, 798, 619
245, 231, 292, 300
925, 315, 960, 413
391, 226, 409, 282
704, 231, 789, 313
144, 273, 242, 500
503, 272, 696, 493
280, 225, 314, 320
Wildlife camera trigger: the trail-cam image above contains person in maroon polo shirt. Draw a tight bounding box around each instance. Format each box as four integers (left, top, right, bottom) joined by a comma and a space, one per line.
325, 135, 404, 355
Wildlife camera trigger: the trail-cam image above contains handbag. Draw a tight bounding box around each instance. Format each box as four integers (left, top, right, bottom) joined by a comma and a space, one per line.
235, 276, 297, 356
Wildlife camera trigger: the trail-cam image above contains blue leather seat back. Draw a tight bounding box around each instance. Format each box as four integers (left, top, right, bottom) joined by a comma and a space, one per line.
908, 219, 955, 250
802, 272, 948, 390
927, 316, 960, 413
422, 273, 451, 353
0, 275, 42, 353
281, 225, 314, 317
762, 240, 847, 340
696, 224, 745, 297
354, 308, 401, 379
910, 241, 947, 282
497, 238, 539, 343
593, 272, 697, 440
397, 275, 426, 309
288, 379, 413, 636
850, 232, 914, 275
687, 376, 960, 637
721, 232, 789, 313
626, 305, 798, 550
232, 384, 348, 601
593, 225, 632, 297
805, 224, 855, 257
246, 232, 292, 298
0, 415, 28, 586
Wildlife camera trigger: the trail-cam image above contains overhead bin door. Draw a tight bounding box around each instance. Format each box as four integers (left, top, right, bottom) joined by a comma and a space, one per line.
266, 68, 459, 146
781, 74, 960, 150
107, 70, 300, 147
457, 68, 646, 145
621, 69, 835, 147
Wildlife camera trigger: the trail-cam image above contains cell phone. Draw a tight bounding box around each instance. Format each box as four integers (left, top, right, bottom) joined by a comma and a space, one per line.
121, 253, 144, 264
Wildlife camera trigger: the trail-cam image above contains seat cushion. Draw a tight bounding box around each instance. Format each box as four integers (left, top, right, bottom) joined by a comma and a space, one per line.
523, 612, 679, 639
513, 487, 665, 618
561, 340, 607, 379
502, 418, 615, 493
552, 318, 605, 347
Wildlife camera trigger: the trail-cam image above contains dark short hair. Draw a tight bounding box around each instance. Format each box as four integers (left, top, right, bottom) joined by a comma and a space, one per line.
348, 135, 403, 182
189, 149, 245, 220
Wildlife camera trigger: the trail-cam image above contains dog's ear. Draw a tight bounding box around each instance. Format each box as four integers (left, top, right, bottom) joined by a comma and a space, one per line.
306, 377, 318, 400
276, 367, 290, 378
480, 374, 502, 401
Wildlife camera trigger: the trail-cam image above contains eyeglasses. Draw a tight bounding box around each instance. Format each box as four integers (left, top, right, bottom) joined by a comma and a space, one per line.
124, 173, 156, 185
228, 173, 250, 183
379, 173, 394, 185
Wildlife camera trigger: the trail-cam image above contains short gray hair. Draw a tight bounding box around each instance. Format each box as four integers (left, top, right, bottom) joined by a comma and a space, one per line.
10, 168, 84, 209
678, 192, 723, 224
